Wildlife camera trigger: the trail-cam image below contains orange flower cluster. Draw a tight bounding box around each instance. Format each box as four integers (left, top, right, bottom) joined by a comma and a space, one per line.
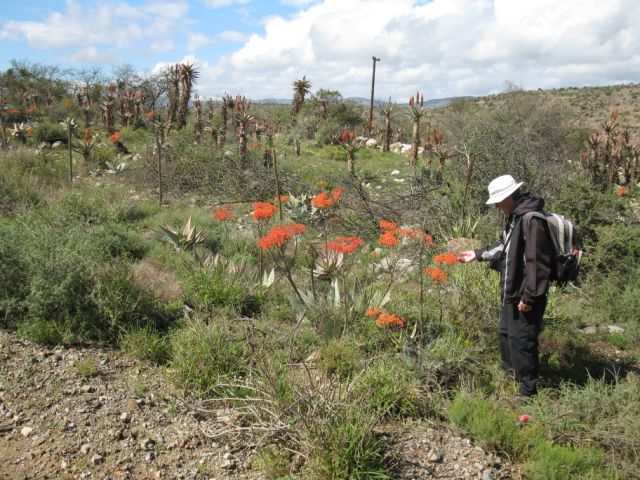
324, 236, 364, 254
617, 185, 628, 197
408, 91, 424, 107
110, 132, 121, 143
433, 252, 460, 265
379, 220, 398, 230
375, 312, 405, 328
340, 129, 356, 143
213, 207, 233, 222
7, 108, 20, 115
274, 194, 290, 203
252, 202, 278, 220
145, 111, 154, 118
424, 267, 447, 284
376, 221, 434, 248
63, 102, 71, 109
26, 107, 37, 114
84, 128, 91, 143
364, 307, 382, 318
257, 223, 307, 250
378, 230, 400, 246
311, 188, 343, 209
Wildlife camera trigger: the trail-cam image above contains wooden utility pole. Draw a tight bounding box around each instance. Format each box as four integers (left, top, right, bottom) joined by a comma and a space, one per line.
368, 56, 380, 138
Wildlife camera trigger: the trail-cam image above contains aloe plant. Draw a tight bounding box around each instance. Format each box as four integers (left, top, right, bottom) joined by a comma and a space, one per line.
160, 216, 207, 252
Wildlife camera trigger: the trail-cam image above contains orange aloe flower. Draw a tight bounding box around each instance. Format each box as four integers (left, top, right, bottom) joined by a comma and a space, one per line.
424, 267, 447, 284
145, 111, 154, 118
213, 207, 233, 222
375, 312, 405, 328
324, 236, 364, 254
364, 307, 382, 318
274, 194, 290, 203
84, 128, 91, 143
257, 223, 307, 250
63, 102, 71, 109
433, 252, 460, 265
378, 230, 399, 247
252, 201, 278, 221
27, 107, 37, 114
617, 186, 628, 197
311, 187, 343, 209
110, 132, 121, 143
379, 219, 398, 230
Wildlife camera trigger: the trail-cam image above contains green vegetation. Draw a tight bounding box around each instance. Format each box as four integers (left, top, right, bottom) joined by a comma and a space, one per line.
1, 60, 639, 478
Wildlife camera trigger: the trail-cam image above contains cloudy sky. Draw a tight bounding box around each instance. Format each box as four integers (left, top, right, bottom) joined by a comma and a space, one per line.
1, 0, 639, 101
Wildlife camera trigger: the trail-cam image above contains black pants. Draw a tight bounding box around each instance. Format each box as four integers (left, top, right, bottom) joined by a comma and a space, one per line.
499, 298, 546, 396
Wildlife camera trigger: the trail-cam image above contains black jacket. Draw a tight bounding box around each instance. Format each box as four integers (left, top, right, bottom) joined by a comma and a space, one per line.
474, 194, 553, 305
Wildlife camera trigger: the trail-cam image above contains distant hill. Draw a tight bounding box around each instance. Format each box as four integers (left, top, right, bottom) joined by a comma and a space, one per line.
256, 96, 460, 108
472, 83, 640, 137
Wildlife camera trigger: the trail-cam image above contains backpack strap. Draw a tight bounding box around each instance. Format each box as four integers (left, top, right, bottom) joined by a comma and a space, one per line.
522, 211, 561, 254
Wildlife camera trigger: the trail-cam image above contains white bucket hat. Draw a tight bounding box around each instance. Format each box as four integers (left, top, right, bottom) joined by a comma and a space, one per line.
486, 175, 524, 204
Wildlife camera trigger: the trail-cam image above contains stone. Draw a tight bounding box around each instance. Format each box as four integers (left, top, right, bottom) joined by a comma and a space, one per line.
80, 385, 95, 394
427, 448, 442, 463
141, 437, 155, 450
80, 444, 91, 455
581, 326, 597, 334
607, 325, 625, 334
20, 426, 33, 437
91, 453, 104, 465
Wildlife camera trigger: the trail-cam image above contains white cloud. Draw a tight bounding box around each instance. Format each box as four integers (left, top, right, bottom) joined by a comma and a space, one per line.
3, 0, 640, 99
62, 47, 121, 65
217, 31, 249, 42
0, 0, 189, 52
192, 0, 640, 99
187, 32, 212, 51
279, 0, 321, 6
202, 0, 250, 7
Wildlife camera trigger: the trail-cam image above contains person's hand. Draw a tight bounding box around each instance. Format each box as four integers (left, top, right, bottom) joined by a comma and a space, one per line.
518, 300, 532, 312
458, 250, 476, 263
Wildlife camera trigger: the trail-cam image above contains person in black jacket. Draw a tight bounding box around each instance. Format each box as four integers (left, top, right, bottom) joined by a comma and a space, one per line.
459, 175, 553, 397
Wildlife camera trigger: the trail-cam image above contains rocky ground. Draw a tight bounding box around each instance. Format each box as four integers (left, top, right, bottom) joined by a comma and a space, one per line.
0, 330, 519, 479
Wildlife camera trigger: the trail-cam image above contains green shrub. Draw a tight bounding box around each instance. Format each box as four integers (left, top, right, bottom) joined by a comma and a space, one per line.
168, 319, 247, 396
319, 338, 363, 378
530, 374, 640, 477
119, 325, 170, 364
89, 264, 160, 337
73, 358, 98, 378
33, 119, 67, 143
354, 358, 422, 419
254, 444, 292, 480
524, 441, 606, 480
302, 402, 391, 479
0, 223, 28, 323
1, 202, 161, 343
0, 147, 67, 209
448, 391, 524, 454
184, 269, 263, 317
90, 143, 117, 167
92, 223, 149, 260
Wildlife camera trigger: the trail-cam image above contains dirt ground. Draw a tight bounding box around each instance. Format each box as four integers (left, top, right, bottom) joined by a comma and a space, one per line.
0, 330, 518, 479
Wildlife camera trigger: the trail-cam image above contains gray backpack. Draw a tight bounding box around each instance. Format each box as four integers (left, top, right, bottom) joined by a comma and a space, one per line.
524, 211, 583, 284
